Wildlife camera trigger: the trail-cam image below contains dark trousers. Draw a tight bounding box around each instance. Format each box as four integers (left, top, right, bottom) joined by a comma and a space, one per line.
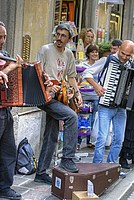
0, 108, 16, 191
36, 99, 78, 175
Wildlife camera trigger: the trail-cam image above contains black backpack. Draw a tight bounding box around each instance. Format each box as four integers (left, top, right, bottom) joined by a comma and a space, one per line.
16, 137, 37, 175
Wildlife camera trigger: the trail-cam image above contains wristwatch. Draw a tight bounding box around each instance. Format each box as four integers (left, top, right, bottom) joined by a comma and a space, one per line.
75, 89, 80, 95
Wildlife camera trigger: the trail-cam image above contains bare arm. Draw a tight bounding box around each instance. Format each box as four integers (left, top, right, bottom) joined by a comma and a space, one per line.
68, 77, 83, 108
86, 77, 106, 97
2, 55, 22, 74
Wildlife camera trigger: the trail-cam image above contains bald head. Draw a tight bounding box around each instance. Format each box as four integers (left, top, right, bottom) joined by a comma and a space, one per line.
0, 23, 7, 50
118, 40, 134, 63
121, 40, 134, 52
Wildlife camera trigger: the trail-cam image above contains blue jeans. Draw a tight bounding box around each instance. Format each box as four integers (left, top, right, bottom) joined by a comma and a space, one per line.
36, 99, 78, 175
93, 105, 126, 163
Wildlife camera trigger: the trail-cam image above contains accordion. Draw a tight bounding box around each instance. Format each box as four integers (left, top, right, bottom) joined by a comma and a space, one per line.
99, 61, 134, 110
0, 61, 52, 107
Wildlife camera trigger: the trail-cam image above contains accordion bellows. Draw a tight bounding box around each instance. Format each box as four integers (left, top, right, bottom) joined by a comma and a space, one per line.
0, 61, 52, 107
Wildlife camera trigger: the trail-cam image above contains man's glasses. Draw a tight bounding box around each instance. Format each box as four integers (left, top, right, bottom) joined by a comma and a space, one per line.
55, 32, 67, 39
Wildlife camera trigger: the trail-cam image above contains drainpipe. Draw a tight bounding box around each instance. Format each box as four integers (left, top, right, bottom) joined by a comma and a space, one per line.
105, 4, 112, 42
78, 0, 83, 34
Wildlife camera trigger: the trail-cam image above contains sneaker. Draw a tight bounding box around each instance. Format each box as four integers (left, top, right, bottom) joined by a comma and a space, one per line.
87, 143, 95, 148
59, 158, 79, 173
120, 171, 126, 178
34, 173, 52, 185
0, 188, 21, 200
120, 163, 130, 169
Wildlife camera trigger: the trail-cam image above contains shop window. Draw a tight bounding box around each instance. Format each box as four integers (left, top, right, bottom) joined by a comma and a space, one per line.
54, 0, 76, 25
61, 1, 75, 22
54, 0, 62, 25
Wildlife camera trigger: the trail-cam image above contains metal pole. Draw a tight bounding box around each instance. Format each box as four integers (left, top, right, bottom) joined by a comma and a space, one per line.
106, 4, 112, 41
78, 0, 83, 34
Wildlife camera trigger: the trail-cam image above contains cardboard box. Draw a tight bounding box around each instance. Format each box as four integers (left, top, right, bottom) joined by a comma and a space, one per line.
72, 191, 99, 200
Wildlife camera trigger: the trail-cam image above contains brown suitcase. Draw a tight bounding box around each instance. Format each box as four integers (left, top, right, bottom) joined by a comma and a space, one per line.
51, 163, 120, 200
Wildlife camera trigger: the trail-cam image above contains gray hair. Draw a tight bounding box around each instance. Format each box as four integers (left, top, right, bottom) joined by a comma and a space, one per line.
53, 23, 73, 39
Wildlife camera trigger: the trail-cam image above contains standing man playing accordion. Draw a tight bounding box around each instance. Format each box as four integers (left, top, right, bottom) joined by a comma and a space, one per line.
82, 40, 134, 164
0, 21, 22, 200
34, 23, 82, 185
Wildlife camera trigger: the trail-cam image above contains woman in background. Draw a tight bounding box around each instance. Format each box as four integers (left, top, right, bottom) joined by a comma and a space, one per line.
77, 44, 99, 149
79, 28, 96, 56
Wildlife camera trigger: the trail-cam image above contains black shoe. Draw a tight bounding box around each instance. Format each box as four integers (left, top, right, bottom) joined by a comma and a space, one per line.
120, 163, 130, 169
59, 158, 79, 173
0, 188, 21, 200
87, 143, 95, 149
34, 173, 52, 185
119, 157, 130, 169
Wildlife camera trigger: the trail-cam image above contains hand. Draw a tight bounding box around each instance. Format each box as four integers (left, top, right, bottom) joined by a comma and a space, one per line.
94, 84, 106, 96
76, 92, 83, 108
43, 72, 53, 87
4, 54, 23, 74
49, 85, 61, 93
15, 54, 23, 68
0, 71, 8, 84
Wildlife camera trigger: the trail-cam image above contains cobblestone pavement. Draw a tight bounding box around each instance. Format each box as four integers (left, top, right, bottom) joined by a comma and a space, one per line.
1, 146, 133, 200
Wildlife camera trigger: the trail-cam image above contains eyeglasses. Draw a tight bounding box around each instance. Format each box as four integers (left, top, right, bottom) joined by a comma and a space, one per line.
55, 32, 67, 39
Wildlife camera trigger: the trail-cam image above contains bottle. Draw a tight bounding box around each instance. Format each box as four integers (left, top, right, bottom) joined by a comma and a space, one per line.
87, 180, 94, 197
104, 31, 108, 43
97, 27, 102, 44
102, 28, 105, 43
76, 39, 84, 60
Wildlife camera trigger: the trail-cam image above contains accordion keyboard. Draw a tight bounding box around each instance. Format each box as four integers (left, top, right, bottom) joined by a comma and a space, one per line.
99, 61, 121, 107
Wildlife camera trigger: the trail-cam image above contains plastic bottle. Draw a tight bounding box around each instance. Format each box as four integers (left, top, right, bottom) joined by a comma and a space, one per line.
87, 180, 94, 197
76, 39, 84, 60
104, 31, 108, 43
102, 28, 105, 43
97, 27, 102, 44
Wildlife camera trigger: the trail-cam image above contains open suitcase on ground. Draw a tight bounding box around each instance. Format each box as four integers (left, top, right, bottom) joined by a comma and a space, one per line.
52, 163, 120, 200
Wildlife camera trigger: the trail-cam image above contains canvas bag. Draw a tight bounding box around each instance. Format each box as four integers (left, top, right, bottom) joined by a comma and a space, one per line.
16, 137, 37, 175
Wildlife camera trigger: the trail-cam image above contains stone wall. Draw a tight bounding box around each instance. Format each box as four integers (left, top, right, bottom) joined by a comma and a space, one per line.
0, 0, 55, 156
13, 108, 43, 157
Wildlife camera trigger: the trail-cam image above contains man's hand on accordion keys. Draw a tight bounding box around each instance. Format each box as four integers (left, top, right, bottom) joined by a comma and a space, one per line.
94, 84, 106, 97
43, 72, 54, 88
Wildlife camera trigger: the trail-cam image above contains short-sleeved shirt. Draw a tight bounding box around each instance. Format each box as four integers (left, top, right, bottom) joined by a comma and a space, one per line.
35, 43, 76, 81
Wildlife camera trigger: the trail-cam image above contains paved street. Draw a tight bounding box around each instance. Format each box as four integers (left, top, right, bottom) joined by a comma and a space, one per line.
1, 146, 134, 200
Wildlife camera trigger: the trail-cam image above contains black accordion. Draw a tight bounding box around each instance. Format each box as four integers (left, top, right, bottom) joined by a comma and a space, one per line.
99, 60, 134, 110
0, 61, 52, 107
